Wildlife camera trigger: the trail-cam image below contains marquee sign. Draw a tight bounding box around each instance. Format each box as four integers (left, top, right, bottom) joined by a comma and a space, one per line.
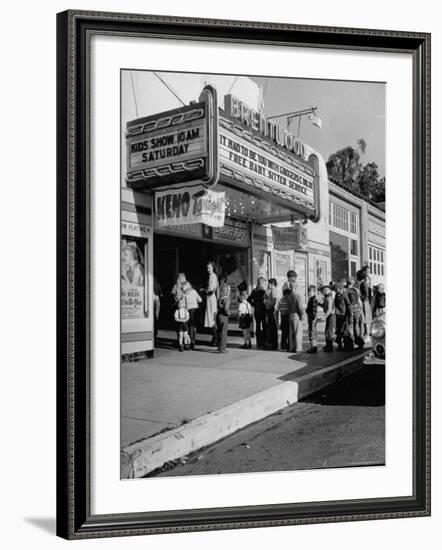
125, 86, 320, 221
126, 86, 219, 190
218, 113, 317, 218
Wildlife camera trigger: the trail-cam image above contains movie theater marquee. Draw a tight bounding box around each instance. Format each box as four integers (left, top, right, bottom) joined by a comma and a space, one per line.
126, 86, 319, 219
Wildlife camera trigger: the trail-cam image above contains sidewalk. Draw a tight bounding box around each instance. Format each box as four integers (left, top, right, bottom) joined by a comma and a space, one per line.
121, 331, 368, 478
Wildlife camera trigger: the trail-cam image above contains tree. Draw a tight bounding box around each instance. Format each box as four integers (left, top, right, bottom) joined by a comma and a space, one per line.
326, 146, 362, 191
369, 176, 385, 203
326, 140, 385, 203
358, 162, 380, 198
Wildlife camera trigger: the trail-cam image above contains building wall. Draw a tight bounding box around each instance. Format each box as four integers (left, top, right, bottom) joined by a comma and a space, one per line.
328, 182, 385, 287
367, 205, 386, 286
303, 145, 332, 295
248, 180, 385, 302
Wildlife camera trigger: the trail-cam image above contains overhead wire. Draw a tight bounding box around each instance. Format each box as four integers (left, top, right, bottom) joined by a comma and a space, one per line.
129, 71, 139, 118
153, 72, 186, 106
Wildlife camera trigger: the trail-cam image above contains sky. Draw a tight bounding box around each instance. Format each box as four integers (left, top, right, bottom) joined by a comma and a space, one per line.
252, 76, 385, 176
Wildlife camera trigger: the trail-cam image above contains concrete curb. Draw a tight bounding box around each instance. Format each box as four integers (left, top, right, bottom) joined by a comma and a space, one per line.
121, 352, 366, 478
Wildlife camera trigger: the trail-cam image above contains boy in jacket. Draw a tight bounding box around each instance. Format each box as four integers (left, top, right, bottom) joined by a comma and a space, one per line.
321, 284, 336, 352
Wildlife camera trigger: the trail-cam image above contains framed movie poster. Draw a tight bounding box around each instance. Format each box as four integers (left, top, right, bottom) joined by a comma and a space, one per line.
57, 10, 430, 539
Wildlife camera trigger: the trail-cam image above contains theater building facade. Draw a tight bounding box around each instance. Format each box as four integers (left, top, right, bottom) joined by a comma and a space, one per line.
121, 74, 385, 356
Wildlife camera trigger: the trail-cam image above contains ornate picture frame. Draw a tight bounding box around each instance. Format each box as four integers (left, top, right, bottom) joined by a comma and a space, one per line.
57, 10, 430, 539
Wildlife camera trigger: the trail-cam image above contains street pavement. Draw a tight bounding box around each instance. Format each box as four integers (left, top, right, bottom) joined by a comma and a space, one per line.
153, 361, 385, 476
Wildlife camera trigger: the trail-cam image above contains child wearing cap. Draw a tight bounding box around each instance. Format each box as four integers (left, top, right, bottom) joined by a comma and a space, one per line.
321, 284, 336, 352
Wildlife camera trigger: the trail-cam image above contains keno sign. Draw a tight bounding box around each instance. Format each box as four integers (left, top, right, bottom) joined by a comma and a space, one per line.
155, 186, 225, 228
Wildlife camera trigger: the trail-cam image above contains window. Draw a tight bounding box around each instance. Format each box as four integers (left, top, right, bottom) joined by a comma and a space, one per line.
330, 203, 348, 232
350, 239, 358, 256
350, 212, 357, 234
350, 260, 357, 277
330, 230, 350, 281
368, 244, 385, 280
329, 201, 358, 235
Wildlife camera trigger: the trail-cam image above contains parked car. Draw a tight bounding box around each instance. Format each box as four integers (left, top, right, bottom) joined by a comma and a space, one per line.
363, 312, 385, 365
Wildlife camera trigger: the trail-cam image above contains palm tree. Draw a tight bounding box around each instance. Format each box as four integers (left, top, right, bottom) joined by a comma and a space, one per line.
356, 138, 367, 155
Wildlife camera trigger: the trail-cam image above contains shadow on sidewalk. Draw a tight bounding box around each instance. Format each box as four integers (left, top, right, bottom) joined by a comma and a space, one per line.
277, 349, 366, 380
301, 363, 385, 407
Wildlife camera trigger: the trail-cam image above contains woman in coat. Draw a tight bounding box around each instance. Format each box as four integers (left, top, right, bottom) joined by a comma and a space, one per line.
203, 261, 219, 346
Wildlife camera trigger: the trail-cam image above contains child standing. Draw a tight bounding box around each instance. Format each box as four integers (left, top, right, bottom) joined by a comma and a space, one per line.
247, 277, 268, 349
183, 281, 202, 350
217, 276, 231, 354
306, 285, 319, 353
264, 278, 279, 350
345, 278, 365, 350
238, 291, 252, 349
321, 284, 336, 352
334, 280, 350, 350
277, 288, 291, 351
174, 298, 190, 352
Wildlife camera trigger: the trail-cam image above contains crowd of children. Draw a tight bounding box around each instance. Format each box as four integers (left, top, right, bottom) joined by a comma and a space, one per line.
169, 265, 385, 355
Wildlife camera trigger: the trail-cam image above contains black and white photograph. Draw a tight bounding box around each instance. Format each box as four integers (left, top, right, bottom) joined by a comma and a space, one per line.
0, 0, 437, 545
120, 70, 387, 479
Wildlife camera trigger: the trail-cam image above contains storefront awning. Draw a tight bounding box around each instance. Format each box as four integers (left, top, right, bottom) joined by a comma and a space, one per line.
220, 184, 307, 224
